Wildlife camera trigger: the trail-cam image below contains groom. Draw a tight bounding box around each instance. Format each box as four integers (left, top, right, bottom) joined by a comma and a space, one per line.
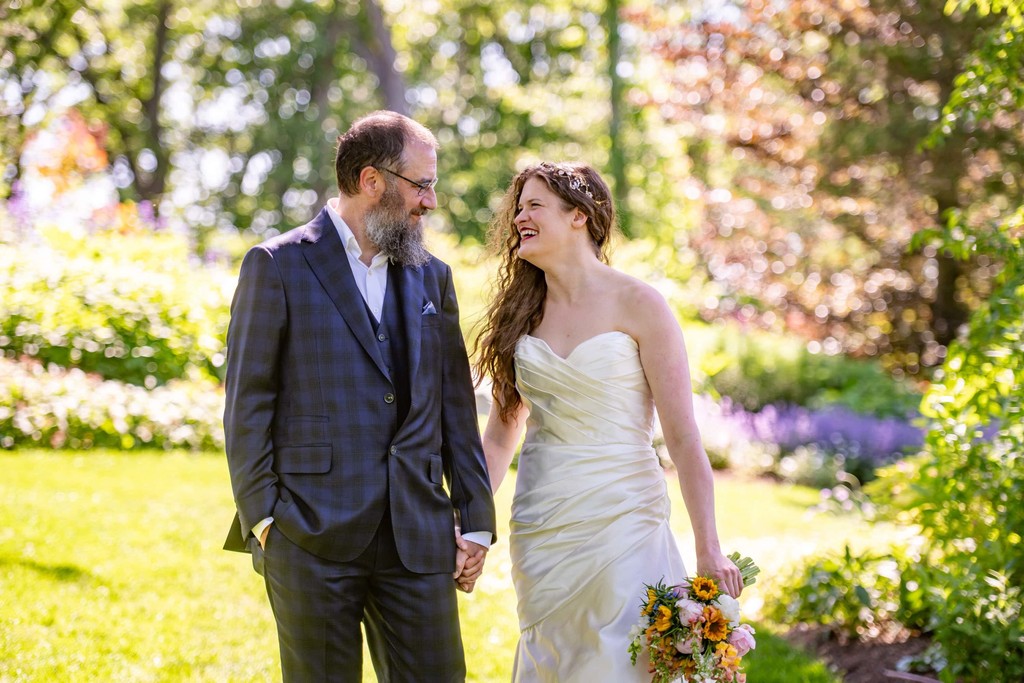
223, 110, 496, 681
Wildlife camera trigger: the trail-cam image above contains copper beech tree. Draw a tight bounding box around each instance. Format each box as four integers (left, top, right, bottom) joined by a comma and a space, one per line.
629, 0, 1023, 378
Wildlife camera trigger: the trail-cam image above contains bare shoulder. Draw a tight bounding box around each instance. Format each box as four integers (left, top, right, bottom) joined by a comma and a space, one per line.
606, 271, 676, 337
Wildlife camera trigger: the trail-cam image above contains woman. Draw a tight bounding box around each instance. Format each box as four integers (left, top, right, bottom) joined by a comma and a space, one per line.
473, 162, 742, 682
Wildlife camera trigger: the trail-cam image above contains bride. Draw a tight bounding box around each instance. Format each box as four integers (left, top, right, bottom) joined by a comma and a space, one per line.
472, 162, 742, 682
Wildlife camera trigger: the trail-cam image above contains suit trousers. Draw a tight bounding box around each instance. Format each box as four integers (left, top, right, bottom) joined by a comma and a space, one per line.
260, 511, 465, 682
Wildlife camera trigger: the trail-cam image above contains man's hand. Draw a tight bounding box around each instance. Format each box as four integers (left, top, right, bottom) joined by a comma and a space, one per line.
453, 529, 487, 593
259, 524, 271, 550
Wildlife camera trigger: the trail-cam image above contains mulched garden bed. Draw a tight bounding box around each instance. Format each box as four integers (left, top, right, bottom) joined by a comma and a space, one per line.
785, 624, 941, 682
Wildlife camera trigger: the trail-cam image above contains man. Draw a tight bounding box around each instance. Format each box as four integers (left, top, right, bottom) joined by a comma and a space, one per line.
223, 110, 496, 682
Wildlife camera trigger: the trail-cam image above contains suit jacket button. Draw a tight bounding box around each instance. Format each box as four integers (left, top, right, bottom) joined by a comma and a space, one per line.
384, 393, 395, 404
390, 446, 398, 455
377, 333, 387, 342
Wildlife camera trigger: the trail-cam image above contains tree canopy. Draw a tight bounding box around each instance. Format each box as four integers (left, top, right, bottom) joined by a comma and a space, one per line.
2, 0, 1020, 379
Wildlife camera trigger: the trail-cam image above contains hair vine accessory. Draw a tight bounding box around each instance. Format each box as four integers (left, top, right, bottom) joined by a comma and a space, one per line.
552, 166, 594, 199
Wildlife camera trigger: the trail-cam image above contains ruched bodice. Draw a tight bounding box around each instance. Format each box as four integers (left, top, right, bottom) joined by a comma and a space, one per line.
516, 332, 655, 447
508, 332, 686, 683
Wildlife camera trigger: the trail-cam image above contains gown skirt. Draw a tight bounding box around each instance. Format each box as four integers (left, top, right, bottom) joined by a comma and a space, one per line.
510, 332, 687, 683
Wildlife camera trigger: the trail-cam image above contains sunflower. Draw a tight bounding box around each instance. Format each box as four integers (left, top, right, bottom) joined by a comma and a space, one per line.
654, 605, 673, 632
702, 605, 729, 642
642, 587, 657, 615
690, 575, 719, 601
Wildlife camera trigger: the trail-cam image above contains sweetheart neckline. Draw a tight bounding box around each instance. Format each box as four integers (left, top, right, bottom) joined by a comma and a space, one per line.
522, 330, 636, 362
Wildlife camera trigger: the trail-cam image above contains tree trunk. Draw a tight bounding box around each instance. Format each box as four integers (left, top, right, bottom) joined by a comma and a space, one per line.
136, 0, 172, 204
604, 0, 630, 236
361, 0, 408, 116
310, 0, 347, 208
932, 199, 970, 346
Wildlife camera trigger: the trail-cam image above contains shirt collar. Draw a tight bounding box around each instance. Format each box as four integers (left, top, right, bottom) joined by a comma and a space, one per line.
326, 197, 362, 259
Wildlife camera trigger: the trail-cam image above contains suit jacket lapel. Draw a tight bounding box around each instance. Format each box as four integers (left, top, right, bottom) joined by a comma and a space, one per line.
394, 261, 424, 391
301, 208, 389, 378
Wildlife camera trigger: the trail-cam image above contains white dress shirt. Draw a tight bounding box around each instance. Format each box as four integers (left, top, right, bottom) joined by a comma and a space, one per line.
253, 200, 490, 550
326, 198, 390, 322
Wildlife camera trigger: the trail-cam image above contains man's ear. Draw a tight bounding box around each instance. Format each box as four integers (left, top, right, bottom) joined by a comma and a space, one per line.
358, 166, 384, 198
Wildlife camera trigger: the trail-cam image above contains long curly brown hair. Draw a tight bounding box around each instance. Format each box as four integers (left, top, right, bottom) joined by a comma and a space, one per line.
473, 162, 616, 420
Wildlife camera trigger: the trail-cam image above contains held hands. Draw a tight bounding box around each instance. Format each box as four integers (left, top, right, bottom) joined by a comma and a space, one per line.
696, 550, 744, 599
453, 528, 487, 593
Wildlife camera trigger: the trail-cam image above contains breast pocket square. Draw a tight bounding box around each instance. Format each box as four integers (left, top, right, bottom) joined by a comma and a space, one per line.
422, 301, 437, 315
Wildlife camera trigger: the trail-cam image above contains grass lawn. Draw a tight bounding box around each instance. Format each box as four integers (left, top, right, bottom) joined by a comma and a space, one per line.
0, 450, 886, 682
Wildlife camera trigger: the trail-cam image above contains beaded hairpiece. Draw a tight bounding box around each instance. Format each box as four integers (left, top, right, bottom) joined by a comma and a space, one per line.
552, 166, 594, 199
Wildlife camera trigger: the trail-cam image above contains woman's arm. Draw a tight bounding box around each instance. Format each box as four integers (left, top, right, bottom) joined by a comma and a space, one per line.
630, 285, 743, 597
481, 398, 529, 493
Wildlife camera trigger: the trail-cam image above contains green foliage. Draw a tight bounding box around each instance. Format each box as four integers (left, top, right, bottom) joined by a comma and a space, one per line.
1, 0, 669, 245
636, 0, 1023, 379
929, 569, 1024, 683
875, 76, 1024, 672
879, 225, 1024, 681
836, 0, 1024, 668
0, 227, 233, 386
0, 358, 224, 451
688, 324, 921, 417
929, 0, 1024, 144
764, 544, 913, 641
0, 0, 191, 203
740, 623, 842, 683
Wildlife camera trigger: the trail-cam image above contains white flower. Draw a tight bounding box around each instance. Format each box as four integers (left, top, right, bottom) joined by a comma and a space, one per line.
715, 593, 741, 626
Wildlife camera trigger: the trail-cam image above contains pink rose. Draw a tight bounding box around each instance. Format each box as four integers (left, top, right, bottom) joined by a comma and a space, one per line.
675, 635, 701, 655
676, 597, 703, 624
727, 623, 756, 657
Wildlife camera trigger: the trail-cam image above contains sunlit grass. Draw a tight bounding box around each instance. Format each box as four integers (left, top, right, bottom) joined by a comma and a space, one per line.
742, 622, 840, 683
0, 450, 871, 681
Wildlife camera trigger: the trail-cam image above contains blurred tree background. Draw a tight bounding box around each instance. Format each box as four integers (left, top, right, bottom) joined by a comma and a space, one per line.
1, 0, 1021, 680
3, 0, 1019, 377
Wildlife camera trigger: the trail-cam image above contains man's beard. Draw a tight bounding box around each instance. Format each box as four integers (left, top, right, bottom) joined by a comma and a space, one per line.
365, 183, 431, 267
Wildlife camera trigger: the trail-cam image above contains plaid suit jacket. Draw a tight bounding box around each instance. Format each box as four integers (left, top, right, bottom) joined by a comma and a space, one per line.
222, 207, 496, 573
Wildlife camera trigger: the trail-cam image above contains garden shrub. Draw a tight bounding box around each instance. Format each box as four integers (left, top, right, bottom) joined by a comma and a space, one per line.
0, 228, 234, 386
688, 323, 922, 417
879, 263, 1023, 680
764, 543, 912, 642
769, 236, 1024, 680
855, 219, 1024, 681
0, 357, 224, 451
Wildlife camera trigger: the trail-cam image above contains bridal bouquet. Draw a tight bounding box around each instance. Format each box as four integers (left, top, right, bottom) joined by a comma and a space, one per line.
628, 553, 760, 683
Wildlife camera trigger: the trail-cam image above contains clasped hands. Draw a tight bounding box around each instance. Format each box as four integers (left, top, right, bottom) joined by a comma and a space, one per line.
453, 528, 487, 593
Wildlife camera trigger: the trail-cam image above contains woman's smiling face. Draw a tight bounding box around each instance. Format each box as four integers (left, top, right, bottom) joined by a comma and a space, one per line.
513, 176, 580, 265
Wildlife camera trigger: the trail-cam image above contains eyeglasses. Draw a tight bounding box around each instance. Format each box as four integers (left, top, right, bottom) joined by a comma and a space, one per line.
378, 167, 438, 196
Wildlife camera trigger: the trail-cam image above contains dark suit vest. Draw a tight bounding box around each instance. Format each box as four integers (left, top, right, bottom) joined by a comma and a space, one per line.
371, 265, 410, 427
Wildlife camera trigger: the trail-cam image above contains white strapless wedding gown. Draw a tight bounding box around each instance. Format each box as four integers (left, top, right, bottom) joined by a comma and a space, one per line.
510, 331, 687, 682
